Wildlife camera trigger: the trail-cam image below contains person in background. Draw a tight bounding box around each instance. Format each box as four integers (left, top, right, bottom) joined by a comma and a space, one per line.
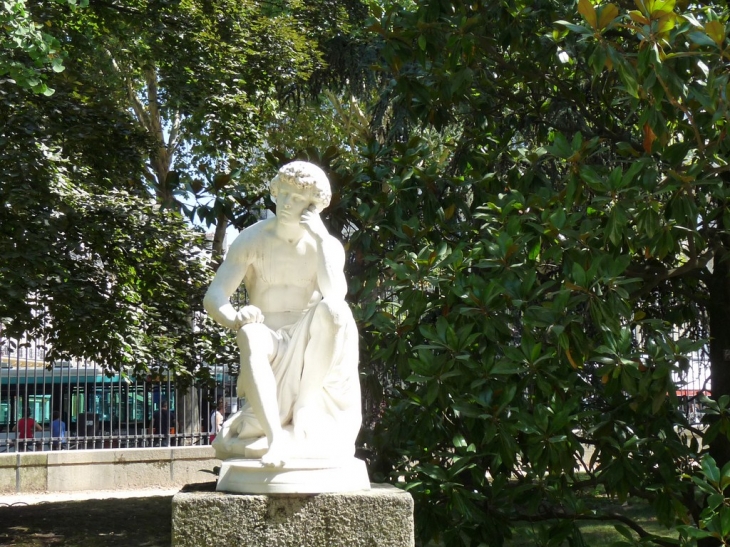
154, 399, 176, 447
51, 411, 67, 450
13, 407, 42, 451
210, 397, 225, 442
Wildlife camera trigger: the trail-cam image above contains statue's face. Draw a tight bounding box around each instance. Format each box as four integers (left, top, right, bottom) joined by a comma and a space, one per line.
275, 179, 313, 224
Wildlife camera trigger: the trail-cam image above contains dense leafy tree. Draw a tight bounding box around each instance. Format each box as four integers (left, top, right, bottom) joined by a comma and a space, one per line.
7, 0, 730, 543
0, 79, 218, 387
0, 0, 370, 379
559, 0, 730, 466
300, 0, 730, 544
60, 0, 371, 259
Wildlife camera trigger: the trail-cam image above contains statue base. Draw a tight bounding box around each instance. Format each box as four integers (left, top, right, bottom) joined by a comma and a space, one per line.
216, 457, 370, 494
172, 483, 415, 547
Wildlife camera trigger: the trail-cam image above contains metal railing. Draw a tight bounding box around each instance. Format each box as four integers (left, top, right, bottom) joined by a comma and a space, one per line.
673, 345, 711, 427
1, 336, 238, 453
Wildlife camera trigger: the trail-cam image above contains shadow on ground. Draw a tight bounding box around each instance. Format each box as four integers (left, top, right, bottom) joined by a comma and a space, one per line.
0, 496, 172, 547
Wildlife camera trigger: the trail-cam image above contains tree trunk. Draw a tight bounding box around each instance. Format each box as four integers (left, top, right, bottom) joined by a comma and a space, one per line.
708, 243, 730, 466
211, 211, 228, 269
176, 388, 201, 446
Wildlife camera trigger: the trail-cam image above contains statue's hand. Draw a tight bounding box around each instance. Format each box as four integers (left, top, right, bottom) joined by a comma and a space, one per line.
232, 305, 264, 330
300, 205, 328, 240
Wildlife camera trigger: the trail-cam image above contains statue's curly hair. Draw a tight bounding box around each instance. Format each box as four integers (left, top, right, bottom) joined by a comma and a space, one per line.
269, 161, 332, 213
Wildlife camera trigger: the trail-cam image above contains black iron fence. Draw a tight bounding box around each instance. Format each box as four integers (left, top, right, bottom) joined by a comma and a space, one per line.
674, 346, 711, 427
0, 337, 238, 453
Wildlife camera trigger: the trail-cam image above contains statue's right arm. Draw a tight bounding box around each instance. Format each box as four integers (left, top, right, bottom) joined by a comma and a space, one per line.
203, 229, 255, 330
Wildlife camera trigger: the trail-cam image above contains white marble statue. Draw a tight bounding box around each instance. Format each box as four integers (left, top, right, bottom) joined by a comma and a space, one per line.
204, 161, 361, 468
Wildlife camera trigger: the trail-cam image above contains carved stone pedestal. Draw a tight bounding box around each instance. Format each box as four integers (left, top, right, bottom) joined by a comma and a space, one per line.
171, 483, 415, 547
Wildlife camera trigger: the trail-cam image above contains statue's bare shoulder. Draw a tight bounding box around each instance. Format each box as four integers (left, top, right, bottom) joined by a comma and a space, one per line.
226, 217, 277, 265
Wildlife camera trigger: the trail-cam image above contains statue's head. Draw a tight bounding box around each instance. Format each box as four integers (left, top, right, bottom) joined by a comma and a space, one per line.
269, 161, 332, 213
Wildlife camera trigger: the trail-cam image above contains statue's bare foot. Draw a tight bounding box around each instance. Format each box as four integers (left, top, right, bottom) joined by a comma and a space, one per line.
260, 439, 288, 467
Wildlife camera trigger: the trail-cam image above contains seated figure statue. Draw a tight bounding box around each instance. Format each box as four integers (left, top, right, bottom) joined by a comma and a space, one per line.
204, 161, 361, 467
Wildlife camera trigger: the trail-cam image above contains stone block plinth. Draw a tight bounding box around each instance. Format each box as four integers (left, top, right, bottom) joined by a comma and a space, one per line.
171, 483, 414, 547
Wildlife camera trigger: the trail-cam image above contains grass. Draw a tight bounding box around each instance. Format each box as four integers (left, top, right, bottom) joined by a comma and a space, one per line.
506, 497, 679, 546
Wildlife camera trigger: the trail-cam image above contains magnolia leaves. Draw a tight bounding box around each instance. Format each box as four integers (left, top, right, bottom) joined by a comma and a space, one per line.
559, 0, 680, 46
559, 0, 730, 156
568, 0, 730, 53
578, 0, 619, 31
556, 0, 620, 35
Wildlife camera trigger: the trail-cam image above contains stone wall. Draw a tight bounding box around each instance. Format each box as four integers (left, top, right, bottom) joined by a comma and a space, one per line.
0, 446, 219, 494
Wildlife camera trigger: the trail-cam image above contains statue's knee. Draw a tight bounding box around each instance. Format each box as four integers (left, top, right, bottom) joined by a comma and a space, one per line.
314, 298, 352, 330
236, 323, 267, 352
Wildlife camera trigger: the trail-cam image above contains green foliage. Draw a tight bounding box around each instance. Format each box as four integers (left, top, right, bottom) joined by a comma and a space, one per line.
0, 64, 229, 389
0, 0, 87, 95
679, 455, 730, 546
0, 0, 368, 381
64, 0, 375, 244
333, 135, 696, 546
298, 0, 730, 544
4, 0, 730, 543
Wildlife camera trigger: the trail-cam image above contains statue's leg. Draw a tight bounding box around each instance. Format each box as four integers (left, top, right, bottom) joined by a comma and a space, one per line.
236, 323, 287, 466
293, 298, 351, 439
214, 409, 247, 445
211, 411, 246, 460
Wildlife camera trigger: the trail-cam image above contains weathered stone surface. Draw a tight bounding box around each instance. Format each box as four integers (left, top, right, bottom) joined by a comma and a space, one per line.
0, 447, 218, 494
171, 483, 415, 547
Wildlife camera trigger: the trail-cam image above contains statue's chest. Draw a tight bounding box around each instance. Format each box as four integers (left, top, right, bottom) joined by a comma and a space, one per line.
259, 238, 317, 286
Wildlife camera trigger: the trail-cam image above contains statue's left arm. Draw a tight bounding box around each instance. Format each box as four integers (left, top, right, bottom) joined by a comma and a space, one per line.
300, 205, 347, 300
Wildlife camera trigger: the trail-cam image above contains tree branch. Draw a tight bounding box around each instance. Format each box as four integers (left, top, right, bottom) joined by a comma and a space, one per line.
655, 71, 705, 155
707, 163, 730, 175
142, 64, 174, 191
168, 110, 181, 153
106, 52, 151, 132
628, 247, 715, 299
143, 166, 158, 186
144, 66, 164, 145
